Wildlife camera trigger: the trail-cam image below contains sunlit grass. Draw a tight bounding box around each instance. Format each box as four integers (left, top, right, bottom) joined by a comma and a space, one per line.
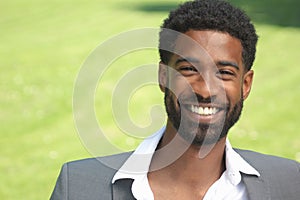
1, 0, 299, 199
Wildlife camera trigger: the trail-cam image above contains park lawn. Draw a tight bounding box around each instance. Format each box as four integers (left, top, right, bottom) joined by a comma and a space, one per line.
1, 0, 299, 199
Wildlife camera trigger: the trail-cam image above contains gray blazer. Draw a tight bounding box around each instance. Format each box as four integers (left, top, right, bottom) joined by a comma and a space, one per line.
50, 149, 300, 200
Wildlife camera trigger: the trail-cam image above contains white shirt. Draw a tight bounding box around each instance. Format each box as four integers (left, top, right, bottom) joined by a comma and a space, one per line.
112, 127, 260, 200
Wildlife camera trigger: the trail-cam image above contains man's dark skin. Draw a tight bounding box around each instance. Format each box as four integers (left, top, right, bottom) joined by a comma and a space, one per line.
148, 30, 254, 200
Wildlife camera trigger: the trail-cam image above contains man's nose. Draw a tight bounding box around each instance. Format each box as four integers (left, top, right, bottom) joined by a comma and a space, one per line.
191, 73, 220, 99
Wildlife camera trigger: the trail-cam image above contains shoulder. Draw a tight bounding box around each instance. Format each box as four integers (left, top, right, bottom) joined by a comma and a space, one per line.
235, 148, 299, 166
50, 152, 133, 200
235, 149, 300, 198
65, 151, 133, 171
235, 148, 300, 176
62, 151, 133, 175
233, 149, 300, 199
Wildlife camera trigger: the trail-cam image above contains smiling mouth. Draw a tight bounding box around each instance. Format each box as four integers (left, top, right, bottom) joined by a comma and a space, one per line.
188, 105, 220, 116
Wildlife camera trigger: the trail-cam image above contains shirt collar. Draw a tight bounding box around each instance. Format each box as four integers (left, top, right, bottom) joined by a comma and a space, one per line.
224, 139, 260, 185
112, 127, 165, 183
112, 127, 260, 184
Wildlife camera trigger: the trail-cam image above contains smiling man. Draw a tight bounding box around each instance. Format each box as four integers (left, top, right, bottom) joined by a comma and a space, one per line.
51, 0, 300, 199
160, 30, 250, 148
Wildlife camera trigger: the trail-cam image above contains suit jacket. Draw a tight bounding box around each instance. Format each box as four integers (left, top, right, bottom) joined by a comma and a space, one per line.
50, 149, 300, 200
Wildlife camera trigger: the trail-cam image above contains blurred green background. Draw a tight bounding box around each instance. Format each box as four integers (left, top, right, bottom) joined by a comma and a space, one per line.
1, 0, 299, 199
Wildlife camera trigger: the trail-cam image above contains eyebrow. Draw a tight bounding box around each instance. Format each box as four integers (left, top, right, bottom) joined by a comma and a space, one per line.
175, 57, 240, 70
217, 61, 240, 70
175, 57, 200, 65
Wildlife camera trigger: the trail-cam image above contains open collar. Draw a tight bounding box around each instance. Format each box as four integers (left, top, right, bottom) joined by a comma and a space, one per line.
112, 128, 263, 200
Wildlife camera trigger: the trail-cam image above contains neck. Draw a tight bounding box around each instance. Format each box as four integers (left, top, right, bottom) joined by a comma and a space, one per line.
149, 121, 226, 187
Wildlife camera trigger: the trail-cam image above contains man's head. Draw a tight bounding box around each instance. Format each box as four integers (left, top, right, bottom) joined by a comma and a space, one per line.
158, 0, 257, 146
159, 0, 258, 71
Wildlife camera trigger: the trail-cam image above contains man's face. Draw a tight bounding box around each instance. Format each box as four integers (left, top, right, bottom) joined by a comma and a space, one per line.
159, 30, 254, 146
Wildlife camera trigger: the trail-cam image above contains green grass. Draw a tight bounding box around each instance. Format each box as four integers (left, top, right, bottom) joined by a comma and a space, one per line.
1, 0, 299, 199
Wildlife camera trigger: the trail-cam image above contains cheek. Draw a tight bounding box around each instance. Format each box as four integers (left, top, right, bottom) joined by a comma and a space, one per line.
224, 82, 243, 103
165, 88, 181, 112
168, 76, 191, 97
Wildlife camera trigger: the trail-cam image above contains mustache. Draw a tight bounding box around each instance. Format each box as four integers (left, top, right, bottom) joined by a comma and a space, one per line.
177, 92, 228, 107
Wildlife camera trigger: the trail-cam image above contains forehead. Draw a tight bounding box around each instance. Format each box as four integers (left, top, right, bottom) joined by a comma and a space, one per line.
170, 30, 243, 68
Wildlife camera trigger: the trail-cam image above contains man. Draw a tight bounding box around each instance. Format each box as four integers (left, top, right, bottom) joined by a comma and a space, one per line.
50, 0, 300, 199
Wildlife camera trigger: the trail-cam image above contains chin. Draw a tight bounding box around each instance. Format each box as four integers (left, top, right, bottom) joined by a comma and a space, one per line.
177, 124, 228, 147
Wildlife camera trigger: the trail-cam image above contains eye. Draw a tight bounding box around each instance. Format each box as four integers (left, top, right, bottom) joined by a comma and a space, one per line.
216, 69, 235, 79
179, 66, 197, 72
219, 70, 234, 75
178, 66, 198, 76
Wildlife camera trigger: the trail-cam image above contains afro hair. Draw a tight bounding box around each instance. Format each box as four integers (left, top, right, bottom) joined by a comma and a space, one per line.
159, 0, 258, 70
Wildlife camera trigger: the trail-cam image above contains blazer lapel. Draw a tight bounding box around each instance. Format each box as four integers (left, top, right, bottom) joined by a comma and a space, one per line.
242, 173, 271, 200
112, 179, 135, 200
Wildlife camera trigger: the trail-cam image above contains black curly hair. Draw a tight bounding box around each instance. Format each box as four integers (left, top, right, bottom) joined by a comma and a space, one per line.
159, 0, 258, 71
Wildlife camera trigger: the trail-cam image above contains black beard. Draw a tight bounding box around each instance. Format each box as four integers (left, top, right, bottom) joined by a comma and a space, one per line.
164, 88, 243, 146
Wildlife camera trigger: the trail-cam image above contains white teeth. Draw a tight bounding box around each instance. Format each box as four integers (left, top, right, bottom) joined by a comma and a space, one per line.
199, 107, 203, 114
204, 107, 209, 115
190, 105, 218, 115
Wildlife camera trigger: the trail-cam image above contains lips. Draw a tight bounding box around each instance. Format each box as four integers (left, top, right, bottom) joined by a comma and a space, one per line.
180, 103, 225, 124
189, 105, 219, 115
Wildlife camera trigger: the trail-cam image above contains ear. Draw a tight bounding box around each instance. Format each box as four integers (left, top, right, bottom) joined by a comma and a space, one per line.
158, 62, 168, 93
242, 70, 254, 100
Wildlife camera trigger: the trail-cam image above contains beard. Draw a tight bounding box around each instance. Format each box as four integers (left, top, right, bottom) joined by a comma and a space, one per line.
164, 88, 243, 146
